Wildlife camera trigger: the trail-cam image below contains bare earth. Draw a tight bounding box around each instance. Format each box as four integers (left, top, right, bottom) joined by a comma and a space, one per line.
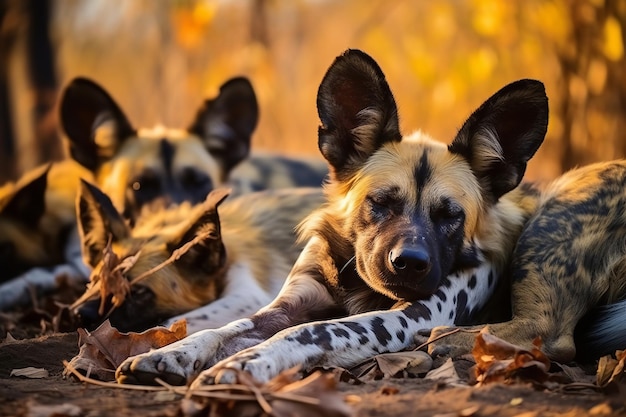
1, 332, 625, 417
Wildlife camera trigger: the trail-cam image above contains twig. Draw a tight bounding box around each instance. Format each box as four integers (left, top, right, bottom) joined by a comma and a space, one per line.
65, 360, 327, 409
130, 232, 212, 286
63, 360, 168, 391
413, 327, 479, 351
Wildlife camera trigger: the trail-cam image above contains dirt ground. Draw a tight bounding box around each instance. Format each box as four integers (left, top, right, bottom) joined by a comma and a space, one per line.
1, 331, 625, 417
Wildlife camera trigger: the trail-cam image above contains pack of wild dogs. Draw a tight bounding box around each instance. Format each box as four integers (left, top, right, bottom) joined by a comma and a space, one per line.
2, 49, 626, 387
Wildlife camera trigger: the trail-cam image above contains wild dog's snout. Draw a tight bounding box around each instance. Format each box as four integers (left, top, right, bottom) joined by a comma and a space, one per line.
389, 245, 432, 277
388, 247, 431, 275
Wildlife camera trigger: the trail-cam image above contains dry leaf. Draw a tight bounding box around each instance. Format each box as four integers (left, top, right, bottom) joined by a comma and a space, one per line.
10, 367, 49, 378
375, 351, 433, 378
184, 367, 353, 417
425, 358, 463, 385
97, 240, 133, 315
271, 371, 354, 417
350, 350, 433, 380
64, 319, 186, 381
596, 349, 626, 394
472, 330, 550, 386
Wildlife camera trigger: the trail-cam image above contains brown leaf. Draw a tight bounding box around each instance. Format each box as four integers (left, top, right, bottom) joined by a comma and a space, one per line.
375, 351, 433, 378
472, 330, 550, 386
425, 358, 463, 385
64, 319, 186, 381
97, 240, 133, 315
349, 350, 432, 381
271, 371, 354, 417
184, 368, 354, 417
596, 349, 626, 392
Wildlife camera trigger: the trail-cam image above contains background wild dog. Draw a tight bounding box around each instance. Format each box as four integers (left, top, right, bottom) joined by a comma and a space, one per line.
0, 161, 91, 290
115, 49, 548, 387
59, 76, 326, 222
72, 181, 325, 334
425, 159, 626, 363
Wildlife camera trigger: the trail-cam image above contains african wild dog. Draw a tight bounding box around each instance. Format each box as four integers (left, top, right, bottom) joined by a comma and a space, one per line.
60, 77, 327, 222
115, 49, 549, 386
0, 161, 91, 284
72, 181, 325, 334
424, 160, 626, 362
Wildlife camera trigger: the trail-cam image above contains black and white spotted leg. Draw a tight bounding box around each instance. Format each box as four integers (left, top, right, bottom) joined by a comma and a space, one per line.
193, 265, 497, 386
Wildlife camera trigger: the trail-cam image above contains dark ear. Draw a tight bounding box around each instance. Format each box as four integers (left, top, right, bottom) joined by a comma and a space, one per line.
77, 179, 130, 267
188, 77, 258, 178
1, 166, 48, 225
60, 77, 135, 171
317, 49, 401, 182
449, 79, 548, 201
168, 188, 230, 276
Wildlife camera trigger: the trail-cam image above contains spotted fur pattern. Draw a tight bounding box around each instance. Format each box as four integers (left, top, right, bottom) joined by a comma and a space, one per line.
116, 49, 548, 386
426, 160, 626, 362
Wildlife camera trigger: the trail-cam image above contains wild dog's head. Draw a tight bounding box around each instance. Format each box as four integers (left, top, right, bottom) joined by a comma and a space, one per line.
312, 49, 548, 304
60, 77, 257, 221
0, 162, 85, 282
0, 167, 55, 281
74, 180, 230, 332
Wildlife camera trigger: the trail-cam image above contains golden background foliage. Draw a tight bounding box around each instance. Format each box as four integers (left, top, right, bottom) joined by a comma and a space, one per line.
3, 0, 625, 183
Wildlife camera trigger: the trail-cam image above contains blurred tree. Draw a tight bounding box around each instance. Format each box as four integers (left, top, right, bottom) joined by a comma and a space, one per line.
0, 0, 61, 183
554, 0, 625, 170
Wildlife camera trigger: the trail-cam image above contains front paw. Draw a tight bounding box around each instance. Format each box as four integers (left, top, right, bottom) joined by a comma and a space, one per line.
191, 351, 278, 388
116, 331, 219, 385
116, 348, 201, 386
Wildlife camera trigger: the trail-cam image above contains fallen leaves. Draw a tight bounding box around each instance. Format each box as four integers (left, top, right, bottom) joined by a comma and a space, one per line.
350, 350, 433, 381
69, 239, 139, 316
63, 361, 355, 417
9, 367, 49, 378
596, 349, 626, 394
64, 319, 186, 381
181, 367, 354, 417
472, 329, 551, 386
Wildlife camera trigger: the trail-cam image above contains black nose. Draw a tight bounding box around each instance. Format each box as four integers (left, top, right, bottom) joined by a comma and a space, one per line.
389, 248, 431, 274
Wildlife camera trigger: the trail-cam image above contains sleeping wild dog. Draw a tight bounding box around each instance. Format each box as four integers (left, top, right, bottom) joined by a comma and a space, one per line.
60, 76, 326, 223
72, 181, 325, 334
115, 49, 556, 386
0, 161, 91, 286
1, 76, 325, 310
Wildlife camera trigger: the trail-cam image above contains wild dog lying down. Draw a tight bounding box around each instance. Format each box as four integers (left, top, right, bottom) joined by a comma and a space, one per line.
60, 77, 326, 222
72, 181, 325, 334
0, 161, 91, 290
115, 49, 550, 386
424, 159, 626, 362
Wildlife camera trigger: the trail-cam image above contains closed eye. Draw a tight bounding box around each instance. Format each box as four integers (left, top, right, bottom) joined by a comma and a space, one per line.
431, 198, 463, 221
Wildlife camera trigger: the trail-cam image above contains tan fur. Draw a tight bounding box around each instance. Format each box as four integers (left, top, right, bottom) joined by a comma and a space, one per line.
429, 160, 626, 362
76, 187, 325, 331
0, 160, 92, 274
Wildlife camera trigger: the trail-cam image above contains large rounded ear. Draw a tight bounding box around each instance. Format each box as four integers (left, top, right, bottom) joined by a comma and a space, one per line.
188, 77, 258, 179
60, 77, 136, 171
0, 165, 48, 226
167, 188, 231, 277
317, 49, 401, 182
449, 79, 548, 202
77, 179, 130, 267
